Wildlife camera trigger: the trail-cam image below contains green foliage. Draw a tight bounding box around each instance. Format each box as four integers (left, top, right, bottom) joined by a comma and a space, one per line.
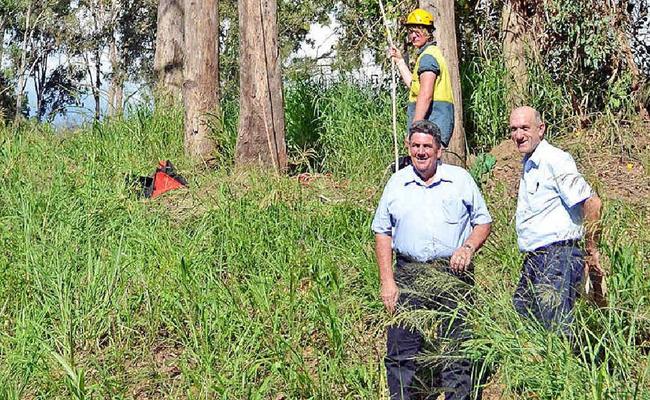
461, 47, 509, 151
526, 61, 573, 138
538, 0, 619, 116
313, 81, 402, 181
1, 84, 650, 398
0, 107, 387, 397
456, 0, 639, 145
468, 153, 496, 188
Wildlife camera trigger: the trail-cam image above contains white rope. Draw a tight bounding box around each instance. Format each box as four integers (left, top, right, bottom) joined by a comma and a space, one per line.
378, 0, 399, 173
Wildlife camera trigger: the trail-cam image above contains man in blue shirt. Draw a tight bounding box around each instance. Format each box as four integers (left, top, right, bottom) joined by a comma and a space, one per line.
510, 106, 604, 336
372, 120, 492, 399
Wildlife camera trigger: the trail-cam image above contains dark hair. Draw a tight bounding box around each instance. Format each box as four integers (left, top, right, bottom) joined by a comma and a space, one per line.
408, 120, 442, 145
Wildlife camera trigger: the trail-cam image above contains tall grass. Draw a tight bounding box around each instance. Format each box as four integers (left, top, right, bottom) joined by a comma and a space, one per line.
0, 84, 648, 398
0, 108, 388, 398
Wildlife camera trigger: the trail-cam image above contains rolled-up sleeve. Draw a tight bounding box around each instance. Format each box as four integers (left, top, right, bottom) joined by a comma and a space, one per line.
417, 54, 440, 76
464, 176, 492, 226
371, 187, 393, 235
552, 154, 593, 207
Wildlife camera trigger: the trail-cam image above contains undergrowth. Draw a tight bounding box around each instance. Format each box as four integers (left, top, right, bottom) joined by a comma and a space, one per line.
0, 85, 648, 399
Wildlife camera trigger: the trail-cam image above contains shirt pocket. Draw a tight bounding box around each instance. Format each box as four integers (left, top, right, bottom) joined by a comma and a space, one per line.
442, 199, 466, 224
526, 180, 554, 214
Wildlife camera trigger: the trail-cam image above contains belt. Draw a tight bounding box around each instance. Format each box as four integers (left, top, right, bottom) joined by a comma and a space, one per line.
396, 253, 449, 265
529, 239, 581, 253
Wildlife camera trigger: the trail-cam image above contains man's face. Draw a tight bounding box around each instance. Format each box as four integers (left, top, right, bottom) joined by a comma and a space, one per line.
408, 131, 442, 177
408, 26, 429, 48
509, 109, 545, 155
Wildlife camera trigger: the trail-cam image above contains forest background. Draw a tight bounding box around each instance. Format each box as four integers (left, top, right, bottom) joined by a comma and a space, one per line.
0, 0, 649, 398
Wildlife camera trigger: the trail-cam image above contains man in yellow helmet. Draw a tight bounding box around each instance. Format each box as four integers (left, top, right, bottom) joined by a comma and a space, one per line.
389, 8, 455, 148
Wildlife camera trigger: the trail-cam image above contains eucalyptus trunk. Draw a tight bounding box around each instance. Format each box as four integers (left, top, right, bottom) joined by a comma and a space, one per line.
154, 0, 185, 103
235, 0, 287, 172
94, 46, 101, 121
502, 0, 528, 109
419, 0, 466, 167
182, 0, 218, 161
107, 41, 124, 117
14, 2, 32, 123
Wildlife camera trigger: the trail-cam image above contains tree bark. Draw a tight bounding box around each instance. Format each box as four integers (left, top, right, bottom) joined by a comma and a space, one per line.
154, 0, 185, 103
107, 41, 125, 117
107, 1, 124, 117
14, 2, 32, 123
235, 0, 287, 172
94, 46, 102, 121
182, 0, 218, 161
501, 0, 528, 109
420, 0, 466, 167
34, 54, 48, 121
0, 17, 5, 67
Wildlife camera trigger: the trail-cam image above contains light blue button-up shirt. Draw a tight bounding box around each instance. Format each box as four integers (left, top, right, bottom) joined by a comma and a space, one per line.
371, 163, 492, 262
516, 140, 594, 252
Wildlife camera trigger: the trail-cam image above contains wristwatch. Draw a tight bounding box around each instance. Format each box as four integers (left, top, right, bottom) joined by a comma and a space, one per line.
461, 243, 475, 253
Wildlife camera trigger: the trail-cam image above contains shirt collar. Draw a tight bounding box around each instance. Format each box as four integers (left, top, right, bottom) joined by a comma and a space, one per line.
524, 139, 549, 167
403, 162, 451, 187
416, 40, 436, 55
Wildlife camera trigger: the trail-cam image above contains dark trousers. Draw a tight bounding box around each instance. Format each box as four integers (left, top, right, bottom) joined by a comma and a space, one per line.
385, 257, 475, 400
512, 241, 584, 337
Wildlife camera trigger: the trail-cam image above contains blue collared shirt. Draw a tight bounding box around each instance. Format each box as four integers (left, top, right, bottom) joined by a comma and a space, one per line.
371, 163, 492, 262
516, 140, 594, 252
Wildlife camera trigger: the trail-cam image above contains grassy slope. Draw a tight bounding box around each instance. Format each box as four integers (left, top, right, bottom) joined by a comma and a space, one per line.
0, 88, 648, 399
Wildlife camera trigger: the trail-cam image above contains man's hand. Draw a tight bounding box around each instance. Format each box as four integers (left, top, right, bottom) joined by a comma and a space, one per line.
381, 279, 400, 314
585, 247, 607, 307
450, 243, 474, 273
388, 45, 403, 62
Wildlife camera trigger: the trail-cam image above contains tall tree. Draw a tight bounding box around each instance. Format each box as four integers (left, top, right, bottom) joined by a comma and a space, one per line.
153, 0, 184, 102
501, 0, 532, 109
235, 0, 287, 172
109, 0, 157, 115
13, 0, 34, 123
106, 0, 123, 116
420, 0, 465, 166
182, 0, 218, 161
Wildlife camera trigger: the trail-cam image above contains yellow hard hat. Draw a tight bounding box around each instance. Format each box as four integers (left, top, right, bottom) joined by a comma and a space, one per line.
405, 9, 434, 27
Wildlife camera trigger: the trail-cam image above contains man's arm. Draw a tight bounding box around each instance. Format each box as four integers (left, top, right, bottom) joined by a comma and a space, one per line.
389, 46, 412, 86
450, 223, 491, 272
583, 194, 602, 254
413, 71, 435, 121
375, 233, 399, 313
583, 194, 606, 306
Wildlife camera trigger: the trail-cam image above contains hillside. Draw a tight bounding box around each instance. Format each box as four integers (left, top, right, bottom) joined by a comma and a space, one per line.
0, 106, 648, 399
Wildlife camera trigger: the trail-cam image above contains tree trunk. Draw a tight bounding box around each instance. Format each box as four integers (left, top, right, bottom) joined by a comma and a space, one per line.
182, 0, 218, 161
235, 0, 287, 172
107, 0, 124, 117
0, 17, 5, 66
14, 2, 32, 123
420, 0, 466, 167
107, 41, 124, 117
154, 0, 185, 103
94, 46, 102, 121
34, 54, 48, 121
501, 0, 528, 109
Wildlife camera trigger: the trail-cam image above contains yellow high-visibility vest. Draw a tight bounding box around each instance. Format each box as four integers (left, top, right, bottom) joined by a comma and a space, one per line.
408, 44, 454, 104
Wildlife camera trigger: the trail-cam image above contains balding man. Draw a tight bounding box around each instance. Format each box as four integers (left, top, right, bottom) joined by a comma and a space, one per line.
509, 106, 604, 337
